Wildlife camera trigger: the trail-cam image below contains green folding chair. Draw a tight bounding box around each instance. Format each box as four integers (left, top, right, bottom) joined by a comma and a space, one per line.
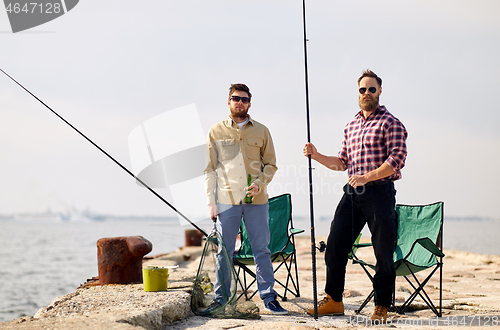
352, 202, 445, 316
233, 193, 304, 301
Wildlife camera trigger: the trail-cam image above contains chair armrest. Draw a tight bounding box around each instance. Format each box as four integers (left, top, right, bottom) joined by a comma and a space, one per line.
354, 242, 373, 249
416, 237, 445, 257
404, 237, 445, 260
290, 228, 305, 235
352, 258, 376, 271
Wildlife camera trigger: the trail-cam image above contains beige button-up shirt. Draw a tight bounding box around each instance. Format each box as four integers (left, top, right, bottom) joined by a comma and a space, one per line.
204, 115, 277, 205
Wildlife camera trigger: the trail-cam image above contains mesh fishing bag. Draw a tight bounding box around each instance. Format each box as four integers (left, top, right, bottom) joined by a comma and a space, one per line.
191, 224, 260, 319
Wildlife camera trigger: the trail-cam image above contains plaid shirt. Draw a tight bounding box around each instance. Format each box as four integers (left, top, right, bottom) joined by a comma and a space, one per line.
338, 106, 408, 181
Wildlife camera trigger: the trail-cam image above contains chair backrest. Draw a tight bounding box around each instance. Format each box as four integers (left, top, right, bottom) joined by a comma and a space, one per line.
394, 202, 444, 272
236, 193, 293, 259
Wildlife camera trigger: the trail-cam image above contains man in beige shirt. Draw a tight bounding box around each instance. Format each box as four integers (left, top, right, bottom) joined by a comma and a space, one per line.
203, 83, 287, 315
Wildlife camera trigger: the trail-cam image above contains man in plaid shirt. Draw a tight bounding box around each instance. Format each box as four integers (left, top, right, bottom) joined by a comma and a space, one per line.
304, 69, 408, 323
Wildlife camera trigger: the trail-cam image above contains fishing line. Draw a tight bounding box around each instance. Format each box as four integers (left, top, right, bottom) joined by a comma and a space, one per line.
0, 68, 208, 237
301, 0, 319, 320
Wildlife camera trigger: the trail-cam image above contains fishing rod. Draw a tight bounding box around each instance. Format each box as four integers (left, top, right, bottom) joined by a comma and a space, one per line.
302, 0, 319, 320
0, 68, 208, 237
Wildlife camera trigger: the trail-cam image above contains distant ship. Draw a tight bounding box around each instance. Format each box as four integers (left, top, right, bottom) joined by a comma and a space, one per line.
58, 209, 105, 222
14, 208, 105, 223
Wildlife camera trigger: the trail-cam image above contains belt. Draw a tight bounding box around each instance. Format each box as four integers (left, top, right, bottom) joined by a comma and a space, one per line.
364, 180, 392, 187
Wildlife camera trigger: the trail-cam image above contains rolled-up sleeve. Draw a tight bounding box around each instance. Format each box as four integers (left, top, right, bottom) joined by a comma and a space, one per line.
384, 121, 408, 172
337, 129, 349, 169
253, 127, 277, 189
203, 135, 218, 205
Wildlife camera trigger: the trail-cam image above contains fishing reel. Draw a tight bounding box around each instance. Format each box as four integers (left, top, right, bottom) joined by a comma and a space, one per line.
316, 241, 326, 253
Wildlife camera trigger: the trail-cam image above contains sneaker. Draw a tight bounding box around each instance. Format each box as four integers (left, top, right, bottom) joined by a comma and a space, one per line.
265, 300, 288, 315
371, 305, 388, 323
307, 294, 344, 316
204, 300, 222, 313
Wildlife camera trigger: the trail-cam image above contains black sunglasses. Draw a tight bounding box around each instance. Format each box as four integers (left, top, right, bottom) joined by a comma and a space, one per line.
359, 87, 377, 94
230, 96, 251, 104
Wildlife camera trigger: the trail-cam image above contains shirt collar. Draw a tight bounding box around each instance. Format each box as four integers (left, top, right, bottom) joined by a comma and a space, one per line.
226, 114, 254, 127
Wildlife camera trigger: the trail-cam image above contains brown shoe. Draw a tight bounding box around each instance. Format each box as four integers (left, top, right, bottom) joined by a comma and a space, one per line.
307, 294, 344, 316
371, 305, 388, 323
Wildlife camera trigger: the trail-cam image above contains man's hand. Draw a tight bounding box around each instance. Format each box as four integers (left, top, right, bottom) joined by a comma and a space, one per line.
246, 183, 260, 197
303, 142, 318, 160
208, 204, 219, 221
348, 163, 395, 188
348, 175, 369, 188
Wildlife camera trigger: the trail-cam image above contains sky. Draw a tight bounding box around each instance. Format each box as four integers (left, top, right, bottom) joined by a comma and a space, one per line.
1, 0, 499, 221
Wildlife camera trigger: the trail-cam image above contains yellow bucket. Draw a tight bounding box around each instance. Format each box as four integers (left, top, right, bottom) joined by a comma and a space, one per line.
143, 266, 170, 292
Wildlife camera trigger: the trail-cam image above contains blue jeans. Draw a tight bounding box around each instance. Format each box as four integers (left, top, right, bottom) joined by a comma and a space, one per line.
324, 182, 397, 307
215, 202, 277, 305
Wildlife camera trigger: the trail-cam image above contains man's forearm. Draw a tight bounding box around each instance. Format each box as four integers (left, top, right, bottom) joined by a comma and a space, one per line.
204, 172, 216, 205
253, 162, 277, 189
347, 162, 395, 188
312, 153, 347, 172
363, 162, 395, 182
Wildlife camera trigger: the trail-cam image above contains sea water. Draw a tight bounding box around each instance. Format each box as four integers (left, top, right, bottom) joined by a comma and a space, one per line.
0, 216, 499, 323
0, 216, 214, 323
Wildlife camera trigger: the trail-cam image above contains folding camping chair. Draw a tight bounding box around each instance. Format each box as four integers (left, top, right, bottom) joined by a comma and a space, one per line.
352, 202, 445, 316
233, 193, 304, 302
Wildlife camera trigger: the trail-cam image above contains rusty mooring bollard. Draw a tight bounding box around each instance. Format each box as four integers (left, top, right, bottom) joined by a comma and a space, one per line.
185, 229, 204, 246
97, 236, 152, 285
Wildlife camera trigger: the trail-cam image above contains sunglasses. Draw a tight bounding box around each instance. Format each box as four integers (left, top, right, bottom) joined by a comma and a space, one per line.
359, 87, 377, 94
230, 96, 251, 104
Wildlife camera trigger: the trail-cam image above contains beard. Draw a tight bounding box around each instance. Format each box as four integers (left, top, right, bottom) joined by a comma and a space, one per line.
359, 94, 379, 112
230, 104, 249, 120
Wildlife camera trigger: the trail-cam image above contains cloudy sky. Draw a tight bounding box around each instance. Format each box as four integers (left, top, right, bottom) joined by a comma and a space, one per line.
1, 0, 499, 221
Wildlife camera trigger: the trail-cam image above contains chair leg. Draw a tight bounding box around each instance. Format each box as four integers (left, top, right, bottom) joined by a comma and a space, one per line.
439, 258, 443, 317
234, 249, 302, 302
273, 258, 292, 301
390, 283, 399, 313
282, 254, 297, 301
355, 277, 396, 313
284, 251, 301, 299
292, 250, 301, 297
398, 264, 441, 316
354, 262, 376, 314
355, 290, 375, 314
270, 253, 301, 300
281, 260, 290, 301
234, 262, 260, 301
235, 265, 248, 301
291, 237, 301, 298
281, 251, 300, 301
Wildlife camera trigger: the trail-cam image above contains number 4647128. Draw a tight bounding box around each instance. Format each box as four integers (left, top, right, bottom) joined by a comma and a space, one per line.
6, 2, 62, 14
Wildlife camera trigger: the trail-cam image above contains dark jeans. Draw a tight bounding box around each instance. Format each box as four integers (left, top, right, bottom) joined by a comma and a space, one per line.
324, 182, 397, 307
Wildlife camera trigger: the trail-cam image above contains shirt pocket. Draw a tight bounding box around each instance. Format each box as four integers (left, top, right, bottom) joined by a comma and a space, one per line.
363, 128, 383, 148
215, 140, 238, 162
245, 138, 263, 160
